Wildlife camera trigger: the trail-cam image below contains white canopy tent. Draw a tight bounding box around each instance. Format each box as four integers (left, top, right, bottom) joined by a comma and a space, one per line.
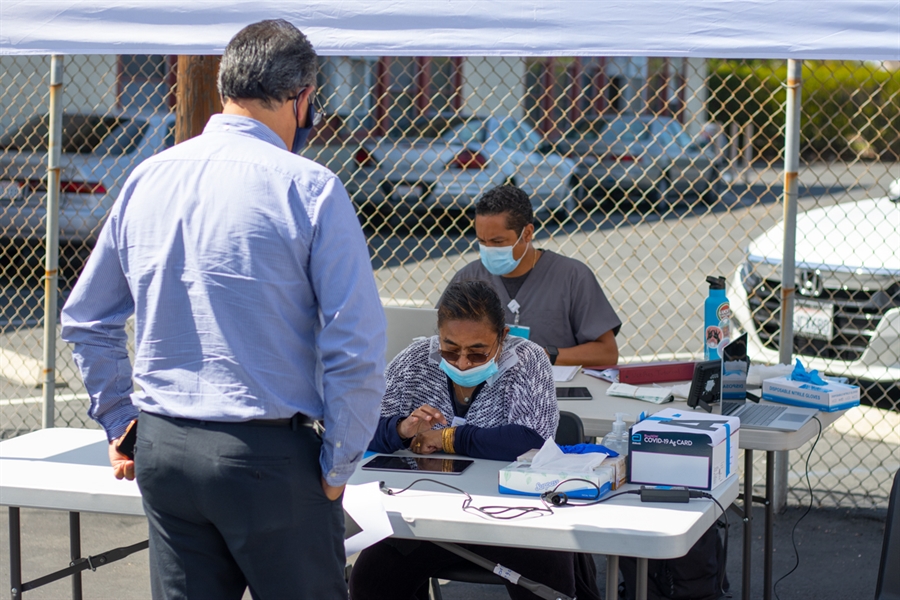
1, 0, 898, 58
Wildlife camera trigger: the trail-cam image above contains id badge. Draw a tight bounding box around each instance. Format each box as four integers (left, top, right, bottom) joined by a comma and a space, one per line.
508, 323, 531, 339
450, 416, 467, 428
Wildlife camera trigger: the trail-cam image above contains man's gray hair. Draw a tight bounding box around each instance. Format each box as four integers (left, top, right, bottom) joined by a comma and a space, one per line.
218, 19, 318, 108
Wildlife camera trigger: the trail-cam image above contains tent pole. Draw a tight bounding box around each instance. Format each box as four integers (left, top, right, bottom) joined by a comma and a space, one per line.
41, 54, 64, 430
773, 59, 803, 516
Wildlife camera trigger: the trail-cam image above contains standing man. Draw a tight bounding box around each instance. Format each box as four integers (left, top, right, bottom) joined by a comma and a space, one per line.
446, 184, 621, 367
61, 20, 385, 599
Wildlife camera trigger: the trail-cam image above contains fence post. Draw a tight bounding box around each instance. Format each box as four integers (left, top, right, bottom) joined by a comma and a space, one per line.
41, 54, 64, 430
774, 58, 803, 512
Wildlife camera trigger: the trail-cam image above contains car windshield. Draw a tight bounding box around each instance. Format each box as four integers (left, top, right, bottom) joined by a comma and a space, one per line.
495, 119, 539, 152
602, 119, 650, 143
0, 114, 146, 155
441, 119, 486, 144
661, 120, 695, 149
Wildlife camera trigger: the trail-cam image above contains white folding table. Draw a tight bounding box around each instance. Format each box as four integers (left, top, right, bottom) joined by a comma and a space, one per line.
349, 454, 737, 600
2, 427, 738, 600
557, 371, 843, 600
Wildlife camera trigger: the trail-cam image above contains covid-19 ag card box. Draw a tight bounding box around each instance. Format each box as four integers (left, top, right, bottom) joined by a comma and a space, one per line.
628, 408, 740, 490
762, 376, 860, 412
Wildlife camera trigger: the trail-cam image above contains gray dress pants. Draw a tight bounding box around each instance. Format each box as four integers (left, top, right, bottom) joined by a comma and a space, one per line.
135, 411, 346, 600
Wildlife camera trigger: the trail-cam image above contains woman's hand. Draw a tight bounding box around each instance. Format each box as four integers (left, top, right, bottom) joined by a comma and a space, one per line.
410, 429, 443, 454
396, 404, 447, 439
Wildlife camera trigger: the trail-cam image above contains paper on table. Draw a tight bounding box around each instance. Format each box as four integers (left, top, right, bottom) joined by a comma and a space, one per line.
583, 368, 619, 383
552, 365, 581, 382
607, 383, 674, 404
531, 438, 607, 471
343, 482, 393, 556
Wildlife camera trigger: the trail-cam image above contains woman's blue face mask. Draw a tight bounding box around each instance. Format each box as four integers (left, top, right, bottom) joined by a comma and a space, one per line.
439, 339, 501, 387
478, 228, 525, 276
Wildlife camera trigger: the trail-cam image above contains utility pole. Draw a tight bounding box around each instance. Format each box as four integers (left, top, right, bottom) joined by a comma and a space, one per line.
175, 56, 222, 143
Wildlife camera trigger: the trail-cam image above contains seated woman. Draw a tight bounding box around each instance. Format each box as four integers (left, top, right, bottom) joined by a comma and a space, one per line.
350, 280, 577, 600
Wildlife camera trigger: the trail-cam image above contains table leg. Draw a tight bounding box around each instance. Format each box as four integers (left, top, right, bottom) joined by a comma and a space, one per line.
69, 513, 82, 600
10, 507, 22, 600
742, 449, 753, 600
635, 558, 648, 600
764, 451, 775, 600
606, 555, 618, 600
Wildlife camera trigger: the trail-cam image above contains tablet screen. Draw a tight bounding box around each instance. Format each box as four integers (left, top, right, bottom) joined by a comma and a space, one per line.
556, 386, 593, 400
361, 455, 474, 475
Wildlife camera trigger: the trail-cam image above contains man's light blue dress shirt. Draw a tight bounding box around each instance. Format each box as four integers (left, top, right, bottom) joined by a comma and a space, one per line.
61, 114, 386, 485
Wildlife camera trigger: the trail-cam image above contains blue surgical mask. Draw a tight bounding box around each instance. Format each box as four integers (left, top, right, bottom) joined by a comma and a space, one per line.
440, 356, 499, 388
479, 229, 525, 276
291, 91, 322, 154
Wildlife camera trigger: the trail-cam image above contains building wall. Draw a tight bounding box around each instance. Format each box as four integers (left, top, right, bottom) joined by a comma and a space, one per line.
0, 55, 118, 134
462, 57, 526, 120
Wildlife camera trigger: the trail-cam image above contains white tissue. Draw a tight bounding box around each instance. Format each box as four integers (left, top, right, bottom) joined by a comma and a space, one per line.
748, 363, 793, 387
530, 438, 607, 471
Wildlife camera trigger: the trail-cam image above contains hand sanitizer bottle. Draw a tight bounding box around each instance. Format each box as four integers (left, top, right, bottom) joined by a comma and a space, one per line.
704, 275, 731, 360
602, 413, 630, 456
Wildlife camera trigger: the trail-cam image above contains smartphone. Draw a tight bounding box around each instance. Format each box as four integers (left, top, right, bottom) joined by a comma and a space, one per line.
115, 419, 138, 460
556, 386, 593, 400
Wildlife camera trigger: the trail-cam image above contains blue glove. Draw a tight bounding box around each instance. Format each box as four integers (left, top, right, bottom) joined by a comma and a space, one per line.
791, 358, 828, 386
558, 443, 619, 457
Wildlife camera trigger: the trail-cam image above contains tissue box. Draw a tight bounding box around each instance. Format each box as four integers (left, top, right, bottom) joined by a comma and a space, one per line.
629, 408, 740, 490
498, 461, 614, 499
599, 455, 627, 490
762, 376, 860, 412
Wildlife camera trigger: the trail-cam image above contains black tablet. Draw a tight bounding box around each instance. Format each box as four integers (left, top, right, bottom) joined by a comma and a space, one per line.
361, 455, 474, 475
556, 386, 593, 400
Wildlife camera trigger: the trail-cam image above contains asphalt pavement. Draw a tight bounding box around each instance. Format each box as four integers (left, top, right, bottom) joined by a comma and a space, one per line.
0, 502, 888, 599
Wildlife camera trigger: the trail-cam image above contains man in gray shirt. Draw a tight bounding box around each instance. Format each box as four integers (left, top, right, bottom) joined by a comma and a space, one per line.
446, 184, 621, 367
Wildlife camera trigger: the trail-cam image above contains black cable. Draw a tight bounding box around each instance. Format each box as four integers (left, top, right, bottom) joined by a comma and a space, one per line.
380, 478, 554, 520
545, 478, 731, 597
689, 491, 730, 598
540, 477, 640, 507
773, 415, 823, 600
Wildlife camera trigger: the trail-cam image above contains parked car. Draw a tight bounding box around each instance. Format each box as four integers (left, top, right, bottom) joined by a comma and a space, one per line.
728, 178, 900, 407
555, 115, 720, 209
0, 112, 175, 245
348, 114, 579, 221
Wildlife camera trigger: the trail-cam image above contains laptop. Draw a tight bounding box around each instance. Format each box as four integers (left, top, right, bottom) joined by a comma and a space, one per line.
716, 334, 817, 432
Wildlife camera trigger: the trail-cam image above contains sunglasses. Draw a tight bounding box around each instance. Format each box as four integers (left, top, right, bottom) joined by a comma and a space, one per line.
439, 338, 500, 365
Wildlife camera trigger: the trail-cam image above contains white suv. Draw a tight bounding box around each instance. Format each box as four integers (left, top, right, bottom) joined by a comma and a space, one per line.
728, 178, 900, 406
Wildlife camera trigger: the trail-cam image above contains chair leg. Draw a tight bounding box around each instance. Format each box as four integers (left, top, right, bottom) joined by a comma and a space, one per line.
430, 577, 443, 600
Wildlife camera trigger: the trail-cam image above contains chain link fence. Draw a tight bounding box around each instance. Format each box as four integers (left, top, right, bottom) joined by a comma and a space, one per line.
1, 55, 897, 508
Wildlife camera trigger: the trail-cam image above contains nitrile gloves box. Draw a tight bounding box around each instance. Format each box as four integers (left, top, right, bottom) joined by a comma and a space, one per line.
498, 461, 614, 499
761, 376, 859, 412
628, 408, 740, 491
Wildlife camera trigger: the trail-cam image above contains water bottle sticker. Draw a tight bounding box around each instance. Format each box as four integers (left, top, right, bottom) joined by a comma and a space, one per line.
717, 302, 731, 321
706, 326, 723, 348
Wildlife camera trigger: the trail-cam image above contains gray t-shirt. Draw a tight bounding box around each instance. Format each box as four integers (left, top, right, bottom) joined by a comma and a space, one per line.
445, 250, 622, 349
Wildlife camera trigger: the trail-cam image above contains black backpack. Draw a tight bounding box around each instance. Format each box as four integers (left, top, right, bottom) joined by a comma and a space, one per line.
618, 519, 729, 600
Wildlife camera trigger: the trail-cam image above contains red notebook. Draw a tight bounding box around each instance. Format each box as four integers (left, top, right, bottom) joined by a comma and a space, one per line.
585, 361, 696, 385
